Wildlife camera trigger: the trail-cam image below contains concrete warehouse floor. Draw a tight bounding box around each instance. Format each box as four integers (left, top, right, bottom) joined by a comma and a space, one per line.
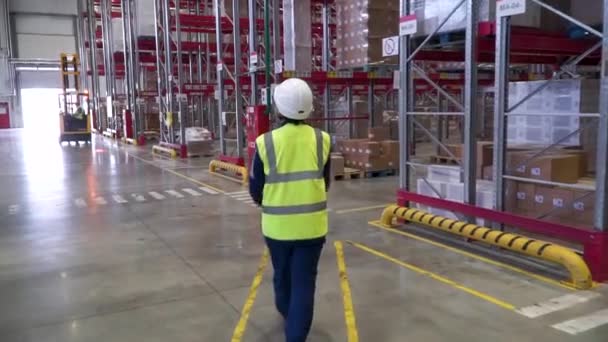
1, 129, 608, 342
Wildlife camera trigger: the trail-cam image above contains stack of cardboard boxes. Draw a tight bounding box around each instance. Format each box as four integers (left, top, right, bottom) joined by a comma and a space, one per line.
504, 149, 594, 227
335, 0, 399, 69
335, 127, 399, 174
420, 142, 595, 228
438, 141, 494, 178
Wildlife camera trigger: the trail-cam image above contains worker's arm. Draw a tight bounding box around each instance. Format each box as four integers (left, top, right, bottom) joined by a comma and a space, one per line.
249, 148, 265, 205
324, 148, 332, 192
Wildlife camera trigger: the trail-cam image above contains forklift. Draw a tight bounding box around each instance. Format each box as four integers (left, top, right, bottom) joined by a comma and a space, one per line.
58, 53, 91, 144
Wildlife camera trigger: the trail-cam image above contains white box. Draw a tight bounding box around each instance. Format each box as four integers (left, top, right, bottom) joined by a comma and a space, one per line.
417, 178, 447, 198
427, 165, 461, 183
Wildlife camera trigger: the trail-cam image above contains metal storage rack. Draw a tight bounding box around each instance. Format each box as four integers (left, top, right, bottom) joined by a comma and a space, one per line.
396, 0, 608, 282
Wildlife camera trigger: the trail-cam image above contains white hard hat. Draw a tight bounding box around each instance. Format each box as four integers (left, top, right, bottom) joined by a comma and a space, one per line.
273, 78, 314, 120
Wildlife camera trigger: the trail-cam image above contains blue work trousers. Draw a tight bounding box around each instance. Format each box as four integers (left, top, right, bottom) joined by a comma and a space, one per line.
265, 237, 325, 342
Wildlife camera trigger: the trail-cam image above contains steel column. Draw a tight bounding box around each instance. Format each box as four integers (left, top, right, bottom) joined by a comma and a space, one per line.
163, 0, 175, 142
398, 0, 412, 190
594, 1, 608, 231
233, 0, 244, 157
462, 0, 478, 205
347, 85, 354, 138
102, 0, 117, 129
322, 0, 331, 132
248, 0, 258, 105
196, 0, 205, 127
86, 0, 101, 130
215, 0, 226, 154
272, 0, 281, 66
175, 3, 186, 144
492, 16, 510, 214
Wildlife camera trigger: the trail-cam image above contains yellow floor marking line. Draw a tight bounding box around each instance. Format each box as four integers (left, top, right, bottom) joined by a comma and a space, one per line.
335, 204, 393, 215
347, 240, 516, 311
367, 220, 577, 291
334, 241, 359, 342
128, 154, 226, 194
231, 249, 269, 342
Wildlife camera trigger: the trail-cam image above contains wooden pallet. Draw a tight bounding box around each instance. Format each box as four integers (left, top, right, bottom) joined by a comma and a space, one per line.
364, 169, 397, 178
429, 155, 461, 165
334, 167, 363, 181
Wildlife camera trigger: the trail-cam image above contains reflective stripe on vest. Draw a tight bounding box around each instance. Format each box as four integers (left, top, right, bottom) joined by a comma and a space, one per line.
263, 128, 324, 184
262, 201, 327, 215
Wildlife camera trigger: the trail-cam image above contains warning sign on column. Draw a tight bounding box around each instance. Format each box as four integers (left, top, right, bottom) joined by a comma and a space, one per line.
399, 15, 417, 36
382, 36, 399, 57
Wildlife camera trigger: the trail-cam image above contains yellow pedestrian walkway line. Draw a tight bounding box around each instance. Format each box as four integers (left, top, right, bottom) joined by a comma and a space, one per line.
230, 249, 269, 342
367, 220, 577, 291
347, 240, 517, 311
128, 153, 227, 194
335, 241, 360, 342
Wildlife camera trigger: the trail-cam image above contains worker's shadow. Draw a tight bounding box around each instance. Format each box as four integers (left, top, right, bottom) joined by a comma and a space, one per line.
254, 323, 334, 342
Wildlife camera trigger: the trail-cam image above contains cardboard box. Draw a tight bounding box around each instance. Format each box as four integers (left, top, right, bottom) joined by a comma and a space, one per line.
528, 154, 581, 184
516, 183, 535, 211
504, 180, 517, 213
572, 190, 595, 226
477, 141, 494, 176
560, 149, 588, 177
339, 139, 368, 155
330, 154, 345, 178
381, 140, 399, 159
506, 152, 530, 177
438, 143, 463, 159
357, 141, 381, 155
535, 186, 573, 220
482, 165, 494, 181
533, 186, 553, 215
368, 127, 390, 142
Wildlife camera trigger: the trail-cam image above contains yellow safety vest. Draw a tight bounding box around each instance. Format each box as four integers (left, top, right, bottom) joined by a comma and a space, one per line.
256, 123, 331, 240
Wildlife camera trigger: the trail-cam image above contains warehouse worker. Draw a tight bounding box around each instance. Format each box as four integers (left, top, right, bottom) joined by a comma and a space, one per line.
249, 78, 331, 342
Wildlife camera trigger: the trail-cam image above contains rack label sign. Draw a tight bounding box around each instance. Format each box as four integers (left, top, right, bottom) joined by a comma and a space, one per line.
250, 52, 258, 65
496, 0, 526, 17
399, 15, 417, 36
382, 36, 399, 57
217, 61, 223, 72
274, 59, 283, 74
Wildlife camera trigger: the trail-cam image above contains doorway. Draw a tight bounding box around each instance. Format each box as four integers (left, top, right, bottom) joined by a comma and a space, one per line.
21, 88, 62, 138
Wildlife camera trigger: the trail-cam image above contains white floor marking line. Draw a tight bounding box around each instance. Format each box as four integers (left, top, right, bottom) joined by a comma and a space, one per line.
8, 205, 19, 214
182, 188, 202, 197
552, 308, 608, 335
112, 195, 129, 204
95, 197, 107, 205
165, 190, 185, 198
236, 197, 251, 201
131, 194, 146, 202
517, 292, 602, 318
227, 190, 249, 195
199, 186, 219, 195
232, 194, 252, 199
148, 192, 166, 200
244, 200, 254, 204
75, 198, 87, 208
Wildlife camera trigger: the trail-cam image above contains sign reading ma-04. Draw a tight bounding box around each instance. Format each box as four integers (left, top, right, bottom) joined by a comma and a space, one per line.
399, 15, 417, 36
497, 0, 526, 17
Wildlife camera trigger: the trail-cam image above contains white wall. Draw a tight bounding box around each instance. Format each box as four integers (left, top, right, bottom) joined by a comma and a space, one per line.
9, 0, 77, 15
14, 13, 76, 59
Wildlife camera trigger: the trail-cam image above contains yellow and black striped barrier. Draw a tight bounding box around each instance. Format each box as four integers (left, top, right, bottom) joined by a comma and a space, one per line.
209, 160, 248, 185
152, 145, 177, 158
380, 205, 593, 290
